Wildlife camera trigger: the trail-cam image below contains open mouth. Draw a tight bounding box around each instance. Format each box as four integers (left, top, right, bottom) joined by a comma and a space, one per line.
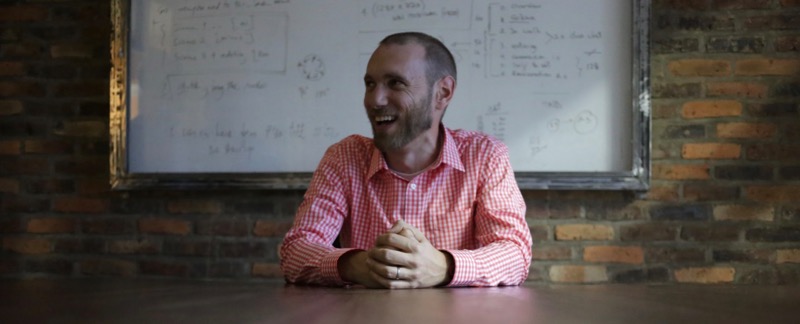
375, 115, 397, 126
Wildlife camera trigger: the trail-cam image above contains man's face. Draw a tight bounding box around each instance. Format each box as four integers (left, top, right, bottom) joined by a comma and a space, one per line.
363, 43, 435, 152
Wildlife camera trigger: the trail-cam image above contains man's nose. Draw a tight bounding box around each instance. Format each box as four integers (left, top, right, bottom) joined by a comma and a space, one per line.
365, 86, 388, 108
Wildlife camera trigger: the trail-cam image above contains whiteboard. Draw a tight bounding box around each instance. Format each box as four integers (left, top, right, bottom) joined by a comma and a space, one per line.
111, 0, 651, 189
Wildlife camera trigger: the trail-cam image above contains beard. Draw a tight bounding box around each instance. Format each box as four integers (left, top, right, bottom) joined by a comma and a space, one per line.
372, 93, 434, 152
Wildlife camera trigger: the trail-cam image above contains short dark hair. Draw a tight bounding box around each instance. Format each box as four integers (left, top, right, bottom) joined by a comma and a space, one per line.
379, 32, 457, 87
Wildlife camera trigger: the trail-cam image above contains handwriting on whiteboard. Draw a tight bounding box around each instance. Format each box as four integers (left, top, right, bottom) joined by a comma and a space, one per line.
169, 122, 341, 159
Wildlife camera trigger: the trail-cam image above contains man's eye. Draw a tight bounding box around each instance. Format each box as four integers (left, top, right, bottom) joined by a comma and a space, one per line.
364, 81, 375, 88
388, 79, 405, 88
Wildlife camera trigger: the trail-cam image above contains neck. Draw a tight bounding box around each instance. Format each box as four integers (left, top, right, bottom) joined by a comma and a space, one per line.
384, 125, 443, 175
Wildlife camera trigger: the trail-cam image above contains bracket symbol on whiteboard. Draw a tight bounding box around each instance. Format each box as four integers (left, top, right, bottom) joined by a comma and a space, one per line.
298, 54, 325, 81
546, 110, 598, 134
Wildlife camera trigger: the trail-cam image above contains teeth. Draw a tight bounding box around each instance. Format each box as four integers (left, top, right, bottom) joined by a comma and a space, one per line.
375, 116, 395, 122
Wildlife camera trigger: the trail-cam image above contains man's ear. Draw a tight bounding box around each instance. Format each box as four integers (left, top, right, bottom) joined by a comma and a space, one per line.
434, 76, 456, 111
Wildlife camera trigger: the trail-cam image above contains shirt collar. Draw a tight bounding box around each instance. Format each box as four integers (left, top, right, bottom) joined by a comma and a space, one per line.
367, 124, 465, 180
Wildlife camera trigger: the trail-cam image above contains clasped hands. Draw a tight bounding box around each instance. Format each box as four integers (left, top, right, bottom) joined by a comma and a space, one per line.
339, 220, 453, 289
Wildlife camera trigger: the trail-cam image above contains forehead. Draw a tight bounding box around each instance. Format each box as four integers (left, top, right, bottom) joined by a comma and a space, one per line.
365, 43, 427, 78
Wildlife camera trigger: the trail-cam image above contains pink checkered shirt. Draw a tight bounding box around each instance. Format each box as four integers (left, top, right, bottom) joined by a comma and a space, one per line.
279, 126, 532, 287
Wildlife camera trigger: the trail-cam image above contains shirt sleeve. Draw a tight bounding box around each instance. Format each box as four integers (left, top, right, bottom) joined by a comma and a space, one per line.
443, 141, 532, 287
278, 145, 355, 286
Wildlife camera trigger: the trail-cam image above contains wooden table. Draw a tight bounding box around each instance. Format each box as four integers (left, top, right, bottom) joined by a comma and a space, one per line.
1, 279, 798, 323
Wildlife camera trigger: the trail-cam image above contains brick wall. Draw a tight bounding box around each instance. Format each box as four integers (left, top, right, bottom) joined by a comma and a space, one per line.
1, 0, 799, 284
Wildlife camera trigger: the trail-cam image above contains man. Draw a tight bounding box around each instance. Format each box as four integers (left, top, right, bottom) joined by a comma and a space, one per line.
279, 32, 531, 288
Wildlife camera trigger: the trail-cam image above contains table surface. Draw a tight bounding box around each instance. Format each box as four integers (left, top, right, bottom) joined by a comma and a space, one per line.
1, 279, 798, 324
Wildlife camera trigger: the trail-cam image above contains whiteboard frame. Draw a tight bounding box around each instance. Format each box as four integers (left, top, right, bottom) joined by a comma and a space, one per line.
109, 0, 650, 191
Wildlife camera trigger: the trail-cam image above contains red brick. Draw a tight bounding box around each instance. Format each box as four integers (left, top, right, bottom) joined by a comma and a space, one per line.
53, 197, 108, 213
777, 249, 800, 263
76, 178, 110, 196
746, 144, 800, 161
646, 248, 705, 263
197, 220, 249, 236
652, 143, 681, 160
108, 240, 159, 254
1, 196, 49, 213
253, 220, 294, 237
714, 205, 775, 222
746, 185, 800, 202
0, 219, 22, 233
3, 237, 52, 254
24, 139, 73, 154
682, 101, 743, 119
584, 246, 644, 264
52, 121, 107, 137
528, 203, 582, 220
776, 36, 800, 52
744, 14, 800, 30
712, 0, 771, 9
549, 265, 608, 283
82, 219, 131, 235
736, 59, 800, 76
656, 0, 710, 10
140, 261, 189, 277
50, 43, 94, 59
645, 184, 680, 202
0, 100, 23, 115
0, 157, 50, 175
163, 240, 212, 256
620, 224, 679, 241
0, 62, 25, 77
674, 267, 735, 283
652, 102, 679, 119
54, 157, 107, 176
27, 259, 74, 275
681, 225, 739, 241
53, 81, 106, 97
139, 218, 192, 235
555, 224, 614, 241
683, 184, 739, 201
0, 259, 21, 275
0, 81, 46, 97
0, 141, 21, 155
252, 263, 283, 278
0, 44, 43, 59
706, 82, 767, 98
25, 179, 74, 194
0, 178, 20, 194
682, 143, 741, 159
80, 259, 137, 277
532, 246, 572, 261
652, 163, 710, 180
716, 122, 777, 139
669, 59, 731, 77
27, 217, 76, 234
0, 5, 48, 22
167, 200, 222, 214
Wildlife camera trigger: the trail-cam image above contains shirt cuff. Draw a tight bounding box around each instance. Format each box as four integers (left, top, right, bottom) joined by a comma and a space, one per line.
443, 249, 478, 287
320, 248, 359, 286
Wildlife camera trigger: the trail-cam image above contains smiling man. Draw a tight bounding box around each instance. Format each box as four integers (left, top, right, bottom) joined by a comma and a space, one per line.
279, 32, 532, 288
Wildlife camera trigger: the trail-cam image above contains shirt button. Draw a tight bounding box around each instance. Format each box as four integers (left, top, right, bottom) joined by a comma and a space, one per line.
410, 183, 417, 190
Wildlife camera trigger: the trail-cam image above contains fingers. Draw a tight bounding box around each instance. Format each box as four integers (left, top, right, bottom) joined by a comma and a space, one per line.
388, 219, 408, 234
366, 266, 418, 289
388, 221, 428, 244
398, 228, 415, 239
368, 247, 414, 268
374, 233, 417, 253
386, 220, 429, 244
401, 223, 429, 243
